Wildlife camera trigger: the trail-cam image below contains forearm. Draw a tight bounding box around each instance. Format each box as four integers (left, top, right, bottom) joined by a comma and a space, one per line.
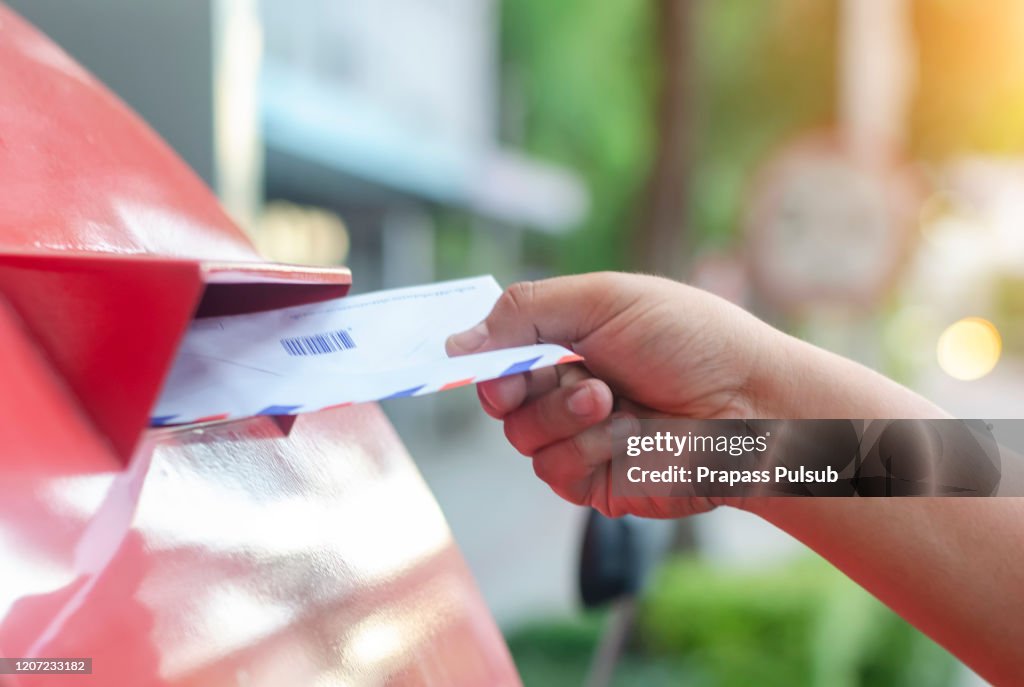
755, 333, 950, 420
748, 497, 1024, 684
746, 334, 1024, 684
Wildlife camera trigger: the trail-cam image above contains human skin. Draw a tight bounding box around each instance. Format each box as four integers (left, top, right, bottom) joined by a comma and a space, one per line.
446, 272, 1024, 685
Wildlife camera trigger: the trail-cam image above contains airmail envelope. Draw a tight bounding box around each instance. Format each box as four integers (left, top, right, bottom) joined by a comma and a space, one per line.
152, 276, 581, 425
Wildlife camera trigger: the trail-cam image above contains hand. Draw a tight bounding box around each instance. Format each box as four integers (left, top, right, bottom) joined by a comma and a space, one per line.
452, 274, 1019, 684
445, 272, 792, 518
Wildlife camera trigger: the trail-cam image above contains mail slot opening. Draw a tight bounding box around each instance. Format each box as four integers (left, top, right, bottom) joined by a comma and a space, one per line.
194, 281, 350, 318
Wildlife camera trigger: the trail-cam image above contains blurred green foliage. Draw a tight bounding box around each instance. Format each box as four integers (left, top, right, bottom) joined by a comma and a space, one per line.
507, 612, 691, 687
994, 272, 1024, 355
638, 556, 956, 687
499, 0, 838, 274
497, 0, 1024, 277
508, 555, 955, 687
500, 0, 657, 274
689, 0, 838, 250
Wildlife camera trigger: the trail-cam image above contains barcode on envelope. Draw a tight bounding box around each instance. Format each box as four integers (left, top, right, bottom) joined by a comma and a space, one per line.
281, 329, 356, 356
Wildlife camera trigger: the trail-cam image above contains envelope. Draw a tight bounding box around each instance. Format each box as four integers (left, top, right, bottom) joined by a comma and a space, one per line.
152, 276, 581, 425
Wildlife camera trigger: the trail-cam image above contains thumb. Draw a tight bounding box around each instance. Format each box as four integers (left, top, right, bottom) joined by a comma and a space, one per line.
446, 273, 619, 356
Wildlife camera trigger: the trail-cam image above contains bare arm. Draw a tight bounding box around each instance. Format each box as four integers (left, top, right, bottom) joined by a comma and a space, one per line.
752, 497, 1024, 684
447, 272, 1024, 684
752, 337, 1024, 685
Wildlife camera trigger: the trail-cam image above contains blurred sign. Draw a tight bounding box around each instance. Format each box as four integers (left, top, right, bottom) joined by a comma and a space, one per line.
744, 133, 921, 313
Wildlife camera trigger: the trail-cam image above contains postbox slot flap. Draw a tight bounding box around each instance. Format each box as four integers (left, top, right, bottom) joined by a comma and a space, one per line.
0, 253, 351, 461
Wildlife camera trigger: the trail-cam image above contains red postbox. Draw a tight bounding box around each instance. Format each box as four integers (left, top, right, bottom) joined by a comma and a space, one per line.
0, 6, 519, 685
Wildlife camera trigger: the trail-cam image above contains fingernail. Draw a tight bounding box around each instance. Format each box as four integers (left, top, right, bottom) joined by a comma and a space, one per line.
567, 385, 594, 416
481, 375, 521, 411
447, 322, 489, 354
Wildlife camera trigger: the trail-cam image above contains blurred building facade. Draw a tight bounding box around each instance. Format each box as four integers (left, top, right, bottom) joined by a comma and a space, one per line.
257, 0, 587, 293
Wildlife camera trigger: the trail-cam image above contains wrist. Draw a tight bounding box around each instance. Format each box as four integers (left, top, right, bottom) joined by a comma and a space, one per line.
747, 329, 948, 420
745, 328, 810, 419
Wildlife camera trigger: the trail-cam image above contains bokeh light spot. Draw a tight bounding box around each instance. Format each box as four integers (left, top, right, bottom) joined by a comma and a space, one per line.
937, 317, 1002, 381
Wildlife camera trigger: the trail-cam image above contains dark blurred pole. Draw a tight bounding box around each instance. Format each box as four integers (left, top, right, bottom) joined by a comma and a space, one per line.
579, 512, 674, 687
635, 0, 700, 555
632, 0, 696, 280
583, 597, 636, 687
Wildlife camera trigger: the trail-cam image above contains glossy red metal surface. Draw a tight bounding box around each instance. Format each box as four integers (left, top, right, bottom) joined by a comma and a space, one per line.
2, 406, 519, 687
0, 5, 519, 685
0, 6, 256, 260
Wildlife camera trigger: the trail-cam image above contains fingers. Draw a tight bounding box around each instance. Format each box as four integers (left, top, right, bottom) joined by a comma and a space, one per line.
502, 377, 614, 456
446, 273, 624, 355
476, 375, 528, 418
477, 365, 586, 418
531, 413, 639, 507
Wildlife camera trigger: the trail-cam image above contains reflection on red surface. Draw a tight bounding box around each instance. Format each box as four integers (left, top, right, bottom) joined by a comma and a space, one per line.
0, 5, 519, 685
2, 408, 519, 686
0, 8, 256, 260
